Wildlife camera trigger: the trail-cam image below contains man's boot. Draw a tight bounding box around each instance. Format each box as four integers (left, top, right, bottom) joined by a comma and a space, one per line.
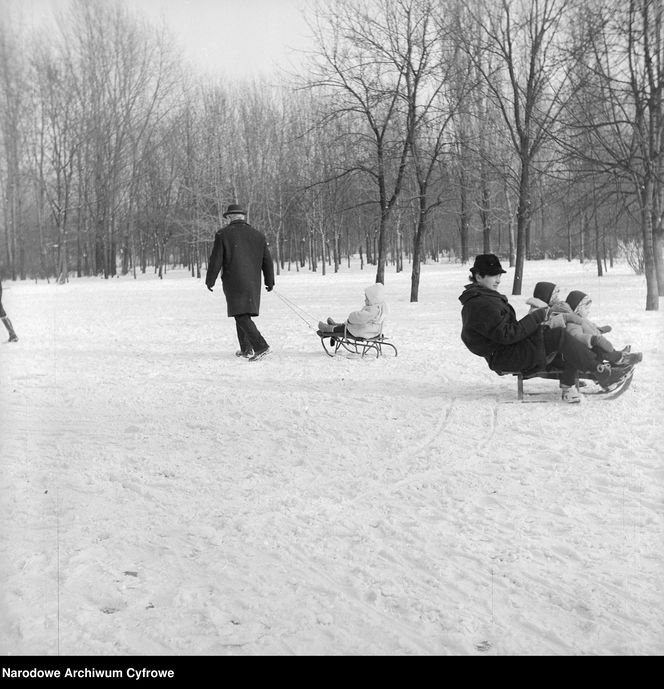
1, 316, 18, 342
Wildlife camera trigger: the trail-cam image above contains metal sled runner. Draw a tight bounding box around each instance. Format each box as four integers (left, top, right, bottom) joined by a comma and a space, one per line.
497, 365, 635, 402
316, 325, 398, 359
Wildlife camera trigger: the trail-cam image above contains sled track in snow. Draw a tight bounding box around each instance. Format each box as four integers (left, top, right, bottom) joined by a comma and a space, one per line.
344, 395, 500, 508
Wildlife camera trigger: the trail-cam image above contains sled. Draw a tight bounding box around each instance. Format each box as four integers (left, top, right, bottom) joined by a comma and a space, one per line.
316, 325, 398, 359
498, 365, 635, 402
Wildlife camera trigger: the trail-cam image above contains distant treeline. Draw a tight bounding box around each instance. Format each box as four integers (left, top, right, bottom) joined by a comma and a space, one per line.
0, 0, 661, 307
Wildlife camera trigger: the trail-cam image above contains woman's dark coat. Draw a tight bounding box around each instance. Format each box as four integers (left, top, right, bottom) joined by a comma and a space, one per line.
459, 283, 548, 373
205, 220, 275, 317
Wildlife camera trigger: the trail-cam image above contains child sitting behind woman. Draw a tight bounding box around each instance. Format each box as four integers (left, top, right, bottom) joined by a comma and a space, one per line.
318, 282, 388, 339
527, 282, 642, 365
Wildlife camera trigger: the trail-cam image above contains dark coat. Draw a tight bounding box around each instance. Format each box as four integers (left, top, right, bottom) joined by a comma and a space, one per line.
459, 283, 548, 373
206, 220, 275, 317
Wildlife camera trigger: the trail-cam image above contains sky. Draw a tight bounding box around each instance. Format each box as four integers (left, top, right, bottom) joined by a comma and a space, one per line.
137, 0, 314, 77
2, 0, 315, 78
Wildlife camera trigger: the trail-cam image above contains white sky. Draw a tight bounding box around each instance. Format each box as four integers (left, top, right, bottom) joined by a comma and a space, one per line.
138, 0, 314, 77
2, 0, 315, 78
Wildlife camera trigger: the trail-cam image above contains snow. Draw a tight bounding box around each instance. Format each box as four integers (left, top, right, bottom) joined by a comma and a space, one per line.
1, 259, 662, 656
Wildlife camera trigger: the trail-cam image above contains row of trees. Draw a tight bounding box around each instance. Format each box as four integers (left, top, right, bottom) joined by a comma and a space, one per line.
0, 0, 662, 308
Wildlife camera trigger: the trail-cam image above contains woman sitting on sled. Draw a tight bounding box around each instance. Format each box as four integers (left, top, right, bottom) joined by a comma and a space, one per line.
458, 254, 633, 404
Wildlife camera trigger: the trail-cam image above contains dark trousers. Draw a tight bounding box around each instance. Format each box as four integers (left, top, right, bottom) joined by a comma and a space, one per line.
544, 327, 601, 387
235, 314, 268, 354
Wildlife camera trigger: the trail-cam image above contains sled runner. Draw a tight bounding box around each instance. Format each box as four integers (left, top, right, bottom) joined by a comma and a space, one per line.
316, 325, 398, 358
575, 367, 635, 400
498, 365, 635, 402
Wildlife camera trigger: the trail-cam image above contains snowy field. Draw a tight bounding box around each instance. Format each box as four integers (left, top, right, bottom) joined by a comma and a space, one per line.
1, 259, 662, 656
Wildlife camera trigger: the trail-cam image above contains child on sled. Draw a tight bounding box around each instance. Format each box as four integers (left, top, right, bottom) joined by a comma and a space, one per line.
317, 282, 388, 340
526, 282, 642, 366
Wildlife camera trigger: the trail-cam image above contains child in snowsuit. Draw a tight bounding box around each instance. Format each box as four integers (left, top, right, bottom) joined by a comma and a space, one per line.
526, 282, 640, 365
318, 283, 388, 339
0, 279, 18, 342
563, 290, 641, 365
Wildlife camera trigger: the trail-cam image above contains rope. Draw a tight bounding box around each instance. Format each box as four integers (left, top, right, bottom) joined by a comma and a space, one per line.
272, 288, 318, 330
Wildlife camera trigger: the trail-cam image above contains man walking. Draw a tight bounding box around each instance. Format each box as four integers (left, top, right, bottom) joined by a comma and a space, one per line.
206, 203, 274, 361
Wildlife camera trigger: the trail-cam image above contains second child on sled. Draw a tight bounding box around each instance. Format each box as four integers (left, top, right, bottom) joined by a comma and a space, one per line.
527, 282, 642, 367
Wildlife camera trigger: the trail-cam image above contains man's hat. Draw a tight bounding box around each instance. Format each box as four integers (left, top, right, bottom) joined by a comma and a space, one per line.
223, 203, 246, 218
471, 254, 506, 276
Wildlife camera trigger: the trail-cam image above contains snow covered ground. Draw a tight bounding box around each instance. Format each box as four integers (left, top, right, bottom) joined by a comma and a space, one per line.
1, 259, 662, 656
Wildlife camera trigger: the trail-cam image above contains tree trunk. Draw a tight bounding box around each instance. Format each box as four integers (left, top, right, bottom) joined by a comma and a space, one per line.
376, 212, 387, 284
641, 180, 659, 310
410, 205, 427, 303
654, 229, 664, 296
511, 156, 530, 295
594, 209, 603, 277
504, 179, 516, 267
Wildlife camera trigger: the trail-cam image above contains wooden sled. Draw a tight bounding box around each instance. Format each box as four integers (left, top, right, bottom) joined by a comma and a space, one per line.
316, 325, 398, 359
497, 365, 635, 402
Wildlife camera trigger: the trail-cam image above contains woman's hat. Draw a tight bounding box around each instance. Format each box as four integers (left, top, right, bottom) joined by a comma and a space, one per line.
223, 203, 246, 218
471, 254, 506, 275
533, 281, 557, 305
566, 290, 588, 312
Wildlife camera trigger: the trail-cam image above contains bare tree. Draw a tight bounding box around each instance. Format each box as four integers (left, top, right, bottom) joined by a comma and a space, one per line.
303, 0, 416, 284
563, 0, 662, 309
460, 0, 576, 295
402, 0, 468, 301
57, 0, 180, 278
0, 16, 29, 279
29, 43, 82, 283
